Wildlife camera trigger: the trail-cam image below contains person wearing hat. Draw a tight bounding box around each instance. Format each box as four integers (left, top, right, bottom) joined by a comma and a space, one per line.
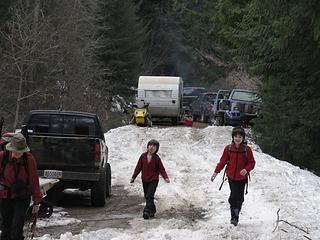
0, 133, 42, 240
210, 127, 255, 226
130, 139, 170, 219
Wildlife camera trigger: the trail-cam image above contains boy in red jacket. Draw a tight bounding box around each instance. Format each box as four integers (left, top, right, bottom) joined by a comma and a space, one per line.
130, 139, 170, 219
211, 127, 255, 226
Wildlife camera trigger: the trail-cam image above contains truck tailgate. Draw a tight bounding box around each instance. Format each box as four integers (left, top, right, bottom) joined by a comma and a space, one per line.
28, 134, 96, 172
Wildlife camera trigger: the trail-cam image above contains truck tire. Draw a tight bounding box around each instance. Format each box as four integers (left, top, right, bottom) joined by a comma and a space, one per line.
91, 170, 106, 207
106, 163, 112, 198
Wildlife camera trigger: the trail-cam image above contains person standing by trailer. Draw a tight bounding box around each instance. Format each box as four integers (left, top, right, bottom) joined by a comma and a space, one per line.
0, 133, 42, 240
130, 139, 170, 219
210, 127, 255, 226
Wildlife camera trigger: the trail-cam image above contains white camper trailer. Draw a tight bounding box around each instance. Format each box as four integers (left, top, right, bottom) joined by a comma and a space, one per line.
137, 76, 183, 124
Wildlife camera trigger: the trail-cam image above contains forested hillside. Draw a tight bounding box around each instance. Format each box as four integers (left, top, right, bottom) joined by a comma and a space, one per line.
0, 0, 319, 174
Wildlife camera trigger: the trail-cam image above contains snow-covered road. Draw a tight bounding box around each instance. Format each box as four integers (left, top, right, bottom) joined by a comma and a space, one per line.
38, 125, 320, 240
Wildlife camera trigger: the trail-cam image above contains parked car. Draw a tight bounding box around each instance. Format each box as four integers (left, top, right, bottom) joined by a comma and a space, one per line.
190, 92, 217, 123
212, 89, 231, 125
182, 87, 207, 113
227, 89, 260, 125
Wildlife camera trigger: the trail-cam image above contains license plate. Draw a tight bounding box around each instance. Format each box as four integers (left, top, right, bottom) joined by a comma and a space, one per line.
44, 170, 62, 179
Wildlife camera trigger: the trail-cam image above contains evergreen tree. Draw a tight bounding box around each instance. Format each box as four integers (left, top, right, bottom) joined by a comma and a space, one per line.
214, 0, 320, 174
94, 0, 147, 105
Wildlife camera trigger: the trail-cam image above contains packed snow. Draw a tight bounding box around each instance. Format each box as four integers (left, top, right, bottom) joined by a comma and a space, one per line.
37, 125, 320, 240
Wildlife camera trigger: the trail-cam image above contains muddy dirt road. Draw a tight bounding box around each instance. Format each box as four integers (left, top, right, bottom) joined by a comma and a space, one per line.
36, 185, 206, 239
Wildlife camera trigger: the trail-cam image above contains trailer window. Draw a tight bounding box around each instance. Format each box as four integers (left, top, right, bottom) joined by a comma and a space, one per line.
145, 90, 172, 98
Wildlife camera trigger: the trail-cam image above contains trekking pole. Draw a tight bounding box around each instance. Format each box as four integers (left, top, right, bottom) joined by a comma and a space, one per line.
218, 167, 227, 191
28, 213, 38, 239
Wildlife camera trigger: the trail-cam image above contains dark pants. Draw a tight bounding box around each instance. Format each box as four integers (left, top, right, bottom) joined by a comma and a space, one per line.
228, 178, 247, 210
1, 198, 30, 240
142, 180, 158, 214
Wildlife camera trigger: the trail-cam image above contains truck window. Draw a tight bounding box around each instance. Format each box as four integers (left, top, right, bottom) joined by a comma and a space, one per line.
28, 115, 51, 133
63, 116, 96, 136
231, 91, 257, 102
145, 90, 172, 98
205, 94, 216, 103
28, 114, 96, 136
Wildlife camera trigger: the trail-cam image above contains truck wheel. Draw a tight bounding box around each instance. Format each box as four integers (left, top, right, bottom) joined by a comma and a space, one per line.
91, 170, 106, 207
106, 163, 112, 198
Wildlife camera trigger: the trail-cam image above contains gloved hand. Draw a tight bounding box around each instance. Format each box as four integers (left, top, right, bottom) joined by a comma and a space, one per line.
130, 178, 134, 183
32, 204, 40, 214
210, 172, 218, 182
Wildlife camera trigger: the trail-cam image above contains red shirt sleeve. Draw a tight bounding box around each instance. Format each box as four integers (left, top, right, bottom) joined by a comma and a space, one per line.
158, 158, 169, 180
26, 153, 43, 205
214, 145, 229, 173
131, 153, 143, 180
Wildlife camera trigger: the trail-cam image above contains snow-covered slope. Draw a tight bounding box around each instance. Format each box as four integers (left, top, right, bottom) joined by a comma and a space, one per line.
39, 125, 320, 240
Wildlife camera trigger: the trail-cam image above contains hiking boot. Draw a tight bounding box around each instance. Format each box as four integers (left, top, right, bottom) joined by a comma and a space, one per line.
230, 208, 240, 226
149, 212, 155, 218
230, 217, 238, 226
143, 210, 150, 219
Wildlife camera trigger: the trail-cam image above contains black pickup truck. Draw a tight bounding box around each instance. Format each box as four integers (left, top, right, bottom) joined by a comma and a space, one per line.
21, 110, 111, 207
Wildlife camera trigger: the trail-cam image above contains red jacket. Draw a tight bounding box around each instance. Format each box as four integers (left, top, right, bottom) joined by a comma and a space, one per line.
132, 152, 169, 182
214, 143, 255, 180
0, 151, 43, 205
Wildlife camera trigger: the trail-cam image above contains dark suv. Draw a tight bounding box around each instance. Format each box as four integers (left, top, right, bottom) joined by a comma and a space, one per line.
21, 110, 111, 206
182, 87, 207, 113
190, 92, 217, 122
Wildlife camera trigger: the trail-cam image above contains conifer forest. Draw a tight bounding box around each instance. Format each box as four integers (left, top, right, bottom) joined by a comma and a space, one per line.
0, 0, 320, 175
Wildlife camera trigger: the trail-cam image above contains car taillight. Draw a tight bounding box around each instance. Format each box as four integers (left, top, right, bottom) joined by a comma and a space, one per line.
95, 143, 101, 164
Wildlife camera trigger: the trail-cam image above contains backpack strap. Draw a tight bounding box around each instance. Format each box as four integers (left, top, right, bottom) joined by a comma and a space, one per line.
227, 143, 233, 165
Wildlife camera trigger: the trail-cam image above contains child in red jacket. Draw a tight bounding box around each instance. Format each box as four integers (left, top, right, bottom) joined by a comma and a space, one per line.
130, 139, 170, 219
211, 127, 255, 226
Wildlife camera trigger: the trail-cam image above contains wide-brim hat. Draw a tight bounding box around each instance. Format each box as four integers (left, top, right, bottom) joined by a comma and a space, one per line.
5, 133, 30, 153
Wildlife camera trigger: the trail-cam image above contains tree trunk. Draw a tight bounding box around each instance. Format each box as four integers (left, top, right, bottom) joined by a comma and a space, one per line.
13, 70, 24, 130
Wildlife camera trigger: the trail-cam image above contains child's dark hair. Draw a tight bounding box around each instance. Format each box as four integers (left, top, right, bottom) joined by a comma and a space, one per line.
147, 139, 159, 153
231, 126, 245, 139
